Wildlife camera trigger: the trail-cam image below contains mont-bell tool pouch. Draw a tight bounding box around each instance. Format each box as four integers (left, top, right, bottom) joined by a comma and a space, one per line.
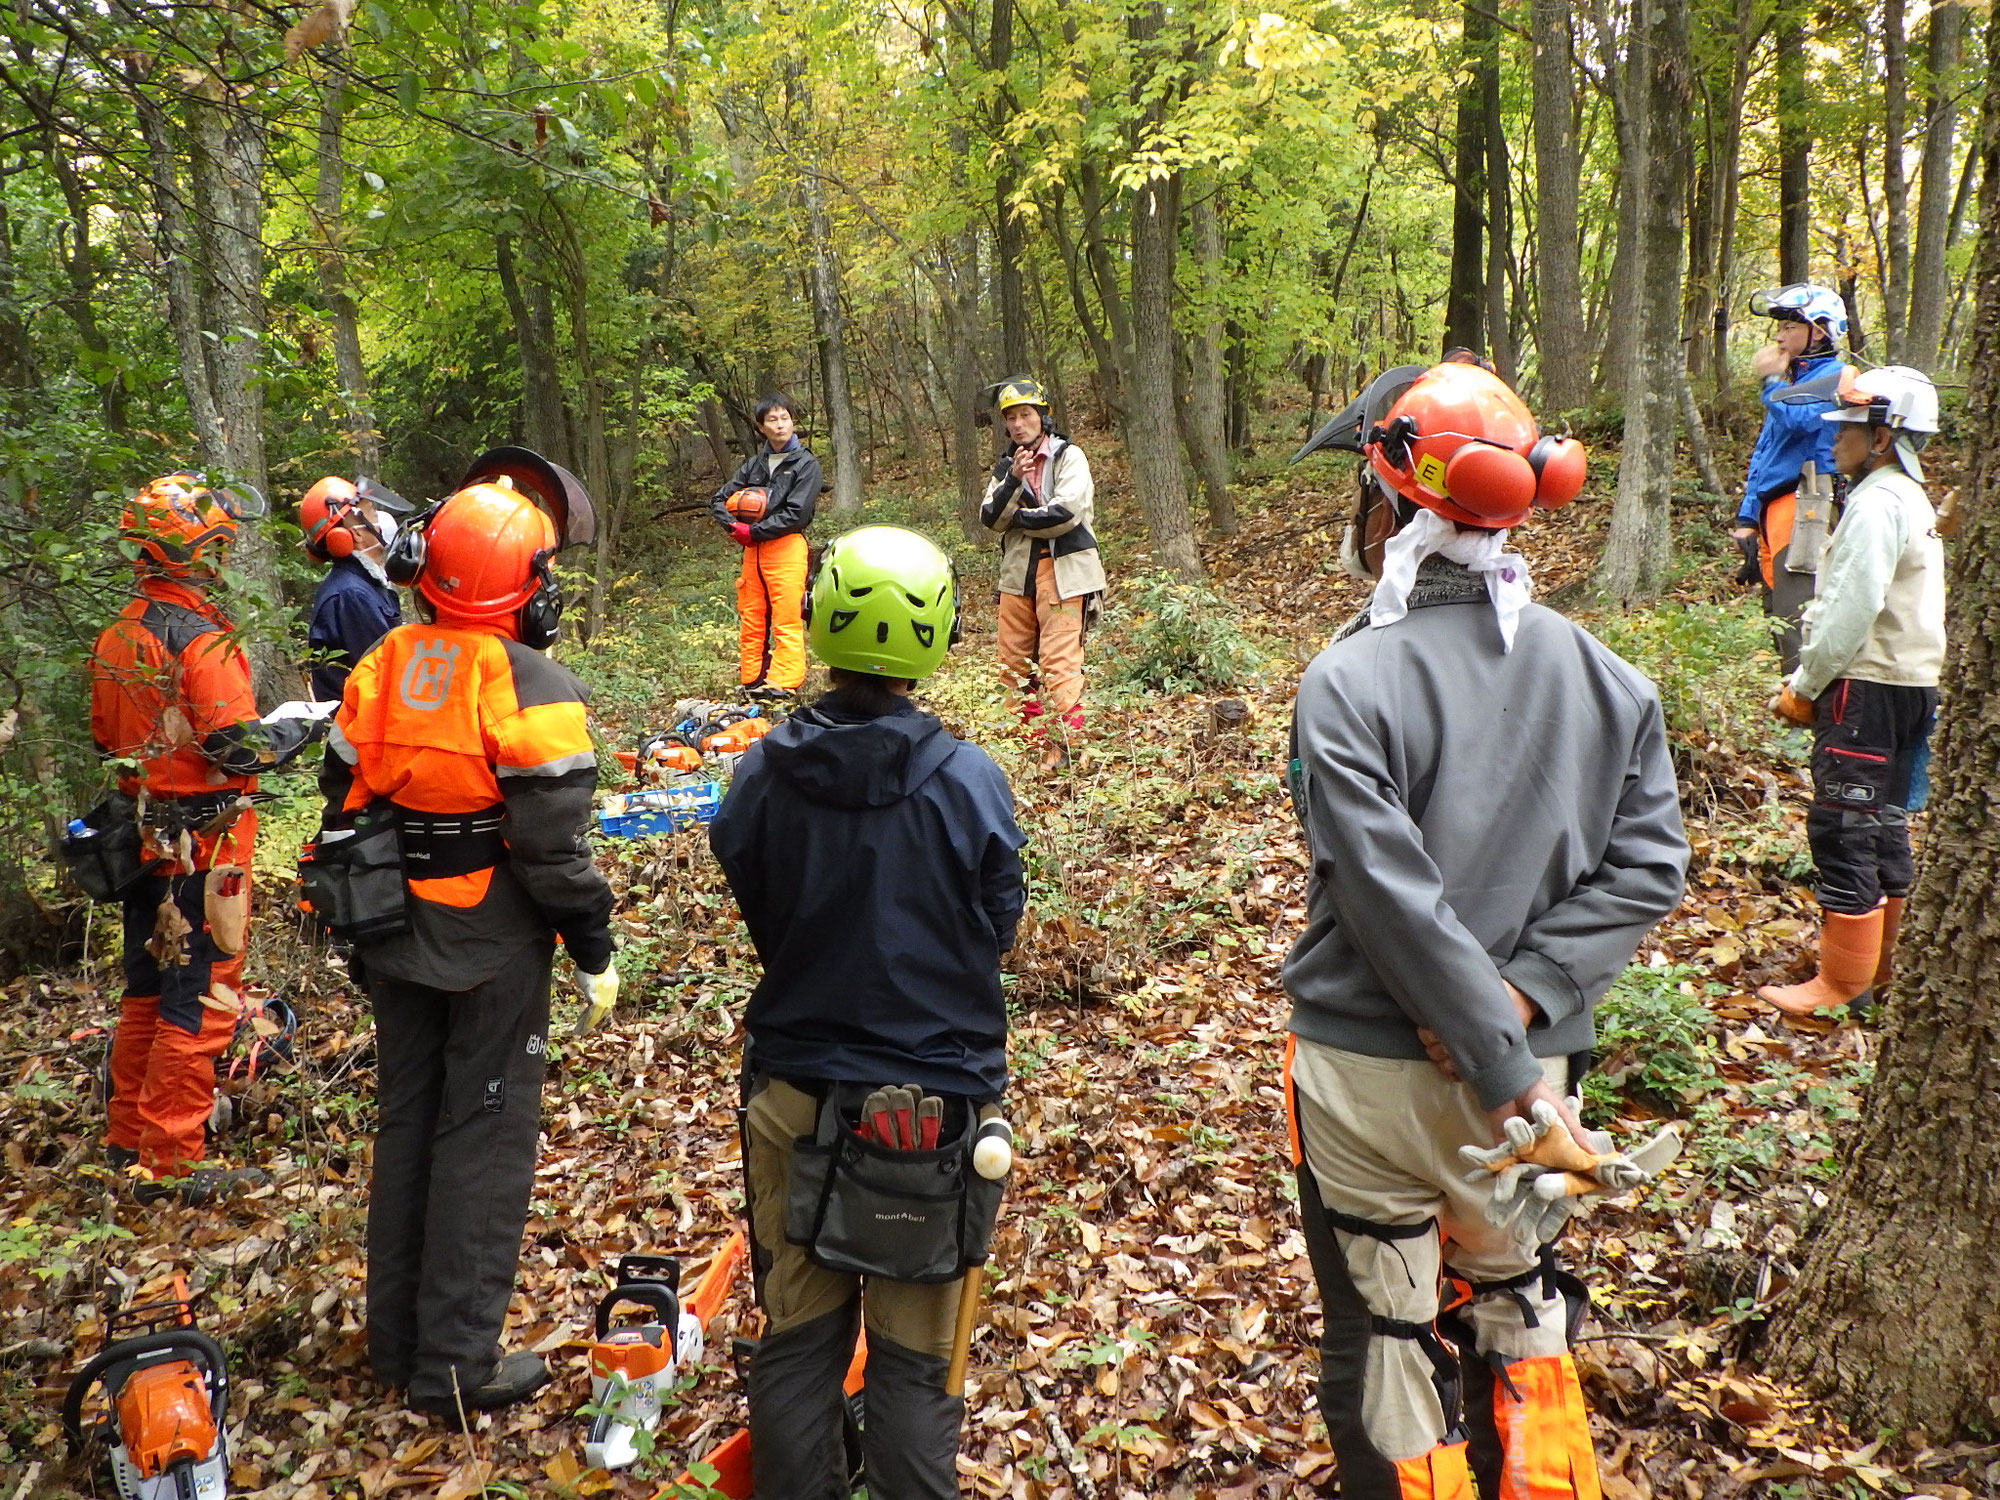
786, 1086, 1004, 1284
297, 803, 409, 941
59, 792, 156, 902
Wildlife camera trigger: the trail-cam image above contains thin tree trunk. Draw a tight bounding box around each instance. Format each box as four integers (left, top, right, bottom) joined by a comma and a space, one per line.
1595, 0, 1689, 604
313, 70, 379, 474
804, 163, 862, 514
1183, 187, 1235, 536
1679, 371, 1726, 498
992, 0, 1029, 374
1710, 0, 1755, 398
1531, 0, 1589, 410
1764, 20, 2000, 1422
1445, 0, 1493, 354
0, 197, 32, 397
495, 233, 573, 466
133, 83, 226, 474
1907, 1, 1966, 373
1777, 9, 1812, 283
1484, 57, 1516, 383
1884, 0, 1912, 358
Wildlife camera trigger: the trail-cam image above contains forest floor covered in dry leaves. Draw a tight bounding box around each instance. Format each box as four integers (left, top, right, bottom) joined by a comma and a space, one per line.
3, 435, 1996, 1500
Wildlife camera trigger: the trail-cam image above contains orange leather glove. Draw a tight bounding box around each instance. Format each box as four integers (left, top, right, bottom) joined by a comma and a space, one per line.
1769, 685, 1814, 725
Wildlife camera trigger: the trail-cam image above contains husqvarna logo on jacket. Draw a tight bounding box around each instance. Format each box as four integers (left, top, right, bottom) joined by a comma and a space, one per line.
398, 640, 460, 711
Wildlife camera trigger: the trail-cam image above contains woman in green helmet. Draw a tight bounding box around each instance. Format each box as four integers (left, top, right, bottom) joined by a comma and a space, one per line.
709, 525, 1026, 1499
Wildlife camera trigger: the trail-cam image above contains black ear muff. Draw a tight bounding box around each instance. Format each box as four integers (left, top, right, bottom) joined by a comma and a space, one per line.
384, 504, 436, 586
518, 550, 563, 650
1527, 435, 1587, 508
1443, 443, 1536, 521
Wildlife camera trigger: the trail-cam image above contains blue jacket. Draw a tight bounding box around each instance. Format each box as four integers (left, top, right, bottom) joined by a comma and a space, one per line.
709, 691, 1026, 1099
1739, 351, 1848, 525
308, 557, 402, 702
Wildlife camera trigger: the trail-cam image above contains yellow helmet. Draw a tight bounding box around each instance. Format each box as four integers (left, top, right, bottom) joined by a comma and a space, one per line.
992, 376, 1049, 413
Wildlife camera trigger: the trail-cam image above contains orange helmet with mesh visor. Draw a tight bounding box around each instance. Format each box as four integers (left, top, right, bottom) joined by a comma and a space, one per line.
415, 482, 559, 625
122, 473, 266, 578
1362, 361, 1586, 529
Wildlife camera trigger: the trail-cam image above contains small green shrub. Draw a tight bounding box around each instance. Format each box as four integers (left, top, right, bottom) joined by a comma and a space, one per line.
1581, 962, 1722, 1120
1100, 572, 1268, 694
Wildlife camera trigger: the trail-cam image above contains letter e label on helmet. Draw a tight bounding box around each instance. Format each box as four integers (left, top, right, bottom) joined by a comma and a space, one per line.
398, 639, 461, 711
1415, 452, 1449, 494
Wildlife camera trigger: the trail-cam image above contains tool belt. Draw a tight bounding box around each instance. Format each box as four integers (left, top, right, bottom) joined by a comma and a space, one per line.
785, 1083, 1005, 1284
58, 790, 160, 902
399, 805, 507, 879
297, 803, 409, 941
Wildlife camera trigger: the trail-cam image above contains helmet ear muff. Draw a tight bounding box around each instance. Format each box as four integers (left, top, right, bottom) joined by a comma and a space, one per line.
322, 521, 357, 559
384, 504, 435, 586
1443, 442, 1536, 521
1528, 435, 1587, 508
518, 549, 563, 650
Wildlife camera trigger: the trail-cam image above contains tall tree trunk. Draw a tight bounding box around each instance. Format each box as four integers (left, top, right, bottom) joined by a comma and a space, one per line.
1531, 0, 1589, 410
804, 166, 862, 514
0, 197, 33, 398
1595, 0, 1689, 604
992, 0, 1029, 374
1883, 0, 1912, 358
133, 83, 226, 474
1595, 4, 1648, 398
1128, 166, 1201, 577
1777, 8, 1813, 283
561, 245, 612, 642
1483, 56, 1516, 384
1763, 23, 2000, 1421
1181, 187, 1234, 535
313, 70, 379, 474
495, 233, 574, 467
1709, 0, 1756, 397
1907, 1, 1966, 373
1445, 0, 1493, 354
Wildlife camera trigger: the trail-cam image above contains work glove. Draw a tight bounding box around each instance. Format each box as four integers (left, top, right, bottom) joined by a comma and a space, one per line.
1732, 532, 1762, 586
728, 522, 753, 546
573, 962, 620, 1036
1769, 685, 1814, 725
1460, 1099, 1682, 1250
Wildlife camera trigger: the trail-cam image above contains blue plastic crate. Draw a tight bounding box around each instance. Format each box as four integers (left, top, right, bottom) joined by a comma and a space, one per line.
595, 782, 722, 838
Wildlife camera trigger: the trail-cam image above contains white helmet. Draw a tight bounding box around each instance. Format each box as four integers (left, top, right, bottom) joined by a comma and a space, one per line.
1822, 364, 1939, 480
1750, 283, 1849, 345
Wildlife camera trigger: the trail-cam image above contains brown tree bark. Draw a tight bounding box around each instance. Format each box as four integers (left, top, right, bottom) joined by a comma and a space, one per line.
1763, 26, 2000, 1422
992, 0, 1030, 375
1777, 8, 1812, 284
1182, 187, 1235, 536
1883, 0, 1912, 358
313, 70, 379, 475
1907, 1, 1966, 373
1594, 0, 1689, 604
1444, 0, 1493, 355
1530, 0, 1589, 411
494, 232, 574, 468
1128, 164, 1201, 578
804, 164, 861, 515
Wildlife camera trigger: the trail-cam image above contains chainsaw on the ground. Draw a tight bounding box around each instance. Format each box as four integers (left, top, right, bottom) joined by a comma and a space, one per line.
584, 1230, 745, 1471
62, 1276, 230, 1500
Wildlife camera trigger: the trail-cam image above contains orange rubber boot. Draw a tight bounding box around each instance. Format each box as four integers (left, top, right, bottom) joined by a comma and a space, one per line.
1871, 896, 1905, 993
1758, 907, 1886, 1016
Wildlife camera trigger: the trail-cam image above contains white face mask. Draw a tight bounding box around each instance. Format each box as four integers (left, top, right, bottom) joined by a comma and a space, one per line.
1339, 523, 1373, 581
372, 512, 399, 547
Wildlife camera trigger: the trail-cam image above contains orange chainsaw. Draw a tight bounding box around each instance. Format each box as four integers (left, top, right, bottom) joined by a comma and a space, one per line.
62, 1277, 230, 1500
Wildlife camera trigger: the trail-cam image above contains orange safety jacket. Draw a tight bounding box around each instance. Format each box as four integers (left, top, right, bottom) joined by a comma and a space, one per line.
321, 621, 614, 988
89, 576, 309, 807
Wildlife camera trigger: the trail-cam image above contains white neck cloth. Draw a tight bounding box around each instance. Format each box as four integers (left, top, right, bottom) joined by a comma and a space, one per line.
1368, 507, 1533, 651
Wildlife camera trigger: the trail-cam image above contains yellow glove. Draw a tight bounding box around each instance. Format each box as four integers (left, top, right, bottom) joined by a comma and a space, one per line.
573, 962, 620, 1036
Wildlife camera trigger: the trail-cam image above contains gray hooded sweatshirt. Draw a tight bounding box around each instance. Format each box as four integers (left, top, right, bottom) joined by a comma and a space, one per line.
1283, 561, 1689, 1111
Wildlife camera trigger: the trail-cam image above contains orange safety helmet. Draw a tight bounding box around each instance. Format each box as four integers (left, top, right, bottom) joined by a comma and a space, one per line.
122, 473, 237, 578
299, 476, 364, 561
725, 487, 768, 521
413, 482, 558, 631
1363, 362, 1587, 529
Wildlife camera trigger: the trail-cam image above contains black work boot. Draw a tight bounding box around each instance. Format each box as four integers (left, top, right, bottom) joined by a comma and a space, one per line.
105, 1144, 140, 1175
411, 1352, 550, 1423
133, 1165, 270, 1206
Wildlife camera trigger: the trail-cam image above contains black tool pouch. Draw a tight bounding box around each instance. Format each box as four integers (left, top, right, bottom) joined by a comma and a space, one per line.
58, 792, 157, 902
785, 1086, 1005, 1284
298, 803, 410, 941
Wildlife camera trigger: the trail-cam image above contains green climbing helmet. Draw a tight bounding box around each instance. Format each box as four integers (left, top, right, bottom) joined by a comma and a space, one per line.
807, 526, 959, 679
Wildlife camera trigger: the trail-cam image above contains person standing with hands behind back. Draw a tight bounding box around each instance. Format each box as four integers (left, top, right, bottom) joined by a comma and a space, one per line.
714, 396, 822, 706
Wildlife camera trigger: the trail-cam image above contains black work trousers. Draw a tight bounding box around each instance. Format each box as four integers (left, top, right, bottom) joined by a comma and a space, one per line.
364, 944, 553, 1405
1807, 678, 1936, 915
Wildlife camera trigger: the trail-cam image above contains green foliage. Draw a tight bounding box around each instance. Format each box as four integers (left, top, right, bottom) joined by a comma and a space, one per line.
1099, 572, 1269, 695
1581, 963, 1723, 1118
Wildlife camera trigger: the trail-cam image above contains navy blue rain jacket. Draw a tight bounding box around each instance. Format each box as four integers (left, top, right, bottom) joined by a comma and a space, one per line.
308, 557, 403, 702
709, 691, 1026, 1099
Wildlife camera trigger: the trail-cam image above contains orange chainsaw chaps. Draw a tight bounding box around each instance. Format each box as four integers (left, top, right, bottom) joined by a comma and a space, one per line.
1491, 1353, 1602, 1500
118, 1361, 217, 1476
1393, 1439, 1477, 1500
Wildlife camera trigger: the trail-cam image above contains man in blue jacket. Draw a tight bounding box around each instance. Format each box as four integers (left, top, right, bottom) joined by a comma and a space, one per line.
710, 525, 1024, 1500
1731, 285, 1851, 667
300, 476, 407, 701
